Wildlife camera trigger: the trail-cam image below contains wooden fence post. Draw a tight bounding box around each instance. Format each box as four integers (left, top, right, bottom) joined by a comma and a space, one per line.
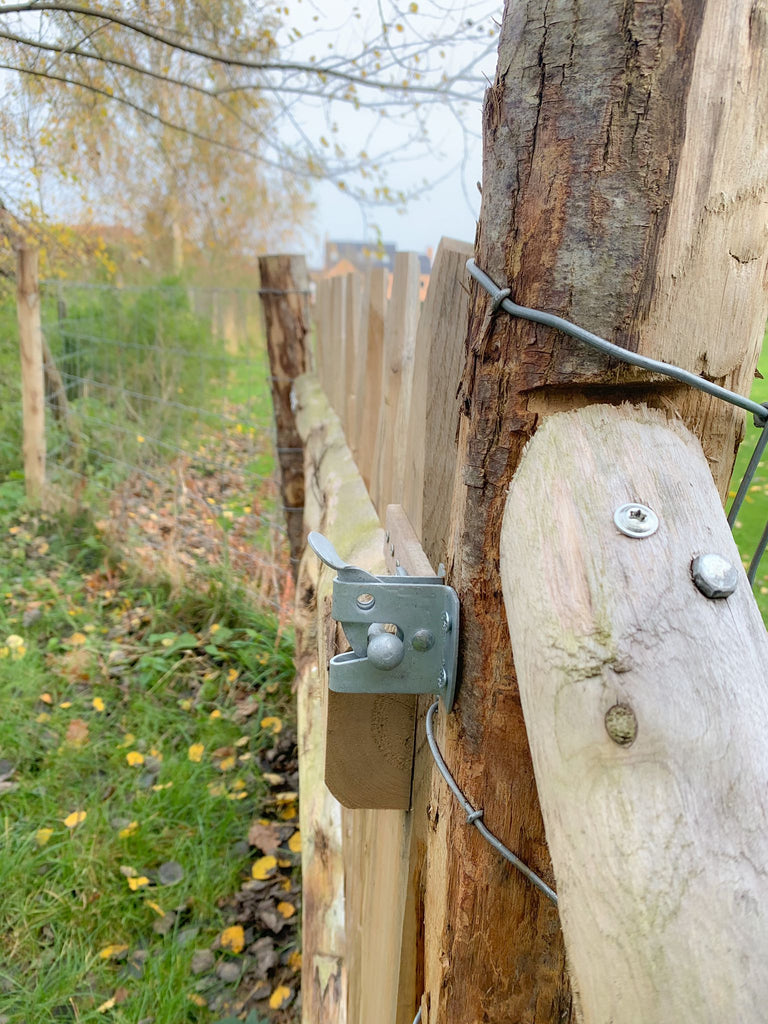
16, 246, 46, 504
258, 254, 311, 580
419, 3, 768, 1021
501, 403, 768, 1022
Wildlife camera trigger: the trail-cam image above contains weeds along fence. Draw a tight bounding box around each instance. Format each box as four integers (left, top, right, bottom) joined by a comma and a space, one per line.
262, 240, 768, 1024
11, 246, 291, 616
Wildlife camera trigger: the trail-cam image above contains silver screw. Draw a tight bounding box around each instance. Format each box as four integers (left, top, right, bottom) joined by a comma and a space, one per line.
441, 612, 451, 633
385, 531, 390, 543
691, 553, 739, 599
389, 543, 395, 557
412, 629, 435, 652
614, 502, 659, 538
437, 668, 447, 689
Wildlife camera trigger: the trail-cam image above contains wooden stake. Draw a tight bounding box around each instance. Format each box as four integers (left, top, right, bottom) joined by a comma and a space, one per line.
258, 254, 311, 580
501, 403, 768, 1023
16, 247, 45, 504
423, 3, 768, 1020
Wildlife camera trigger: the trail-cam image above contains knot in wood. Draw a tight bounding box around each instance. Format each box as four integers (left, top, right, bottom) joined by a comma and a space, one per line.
604, 704, 637, 747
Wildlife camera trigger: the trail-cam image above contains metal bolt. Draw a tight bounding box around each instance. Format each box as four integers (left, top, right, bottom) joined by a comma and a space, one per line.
691, 553, 739, 599
437, 668, 447, 689
613, 502, 659, 538
412, 629, 435, 652
605, 704, 637, 746
367, 631, 405, 671
441, 611, 451, 633
385, 531, 390, 543
389, 543, 395, 557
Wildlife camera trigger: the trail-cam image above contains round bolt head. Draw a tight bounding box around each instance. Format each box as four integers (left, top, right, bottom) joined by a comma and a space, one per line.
367, 631, 405, 671
691, 553, 739, 599
614, 502, 659, 538
411, 629, 435, 652
437, 668, 447, 689
605, 704, 637, 746
441, 611, 451, 633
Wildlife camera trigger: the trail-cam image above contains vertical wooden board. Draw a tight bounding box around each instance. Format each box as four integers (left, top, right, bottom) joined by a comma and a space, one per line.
329, 275, 347, 421
343, 272, 363, 450
501, 403, 768, 1023
370, 252, 421, 516
403, 238, 474, 542
355, 267, 389, 491
16, 247, 46, 503
314, 279, 331, 397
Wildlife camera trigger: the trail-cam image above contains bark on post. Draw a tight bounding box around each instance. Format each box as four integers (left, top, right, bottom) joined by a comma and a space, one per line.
423, 3, 768, 1021
259, 254, 311, 580
16, 246, 46, 505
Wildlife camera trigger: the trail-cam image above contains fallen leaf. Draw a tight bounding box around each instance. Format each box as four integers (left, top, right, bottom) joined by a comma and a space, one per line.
277, 901, 296, 919
247, 822, 280, 855
98, 944, 129, 960
188, 743, 204, 763
277, 858, 291, 868
220, 924, 245, 954
126, 751, 144, 767
36, 827, 53, 846
260, 716, 283, 735
63, 810, 86, 828
58, 701, 72, 709
127, 875, 150, 890
209, 709, 222, 719
269, 984, 293, 1010
279, 804, 298, 821
188, 993, 206, 1007
118, 821, 138, 839
157, 861, 184, 885
288, 830, 301, 853
274, 792, 298, 805
218, 756, 235, 772
288, 950, 302, 971
69, 632, 87, 645
146, 900, 165, 917
252, 855, 278, 880
39, 692, 53, 705
262, 772, 283, 786
151, 781, 173, 791
96, 997, 116, 1012
65, 718, 89, 746
92, 696, 105, 712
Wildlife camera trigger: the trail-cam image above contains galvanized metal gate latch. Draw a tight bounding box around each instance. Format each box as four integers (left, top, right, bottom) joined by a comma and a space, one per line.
307, 531, 460, 710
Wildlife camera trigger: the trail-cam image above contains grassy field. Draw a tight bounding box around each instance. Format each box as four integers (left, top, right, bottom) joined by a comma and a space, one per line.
0, 284, 299, 1022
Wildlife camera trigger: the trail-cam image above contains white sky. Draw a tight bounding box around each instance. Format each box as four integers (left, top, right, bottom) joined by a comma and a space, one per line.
283, 0, 500, 264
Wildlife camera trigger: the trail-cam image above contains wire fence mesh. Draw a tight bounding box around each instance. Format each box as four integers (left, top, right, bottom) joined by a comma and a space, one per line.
38, 279, 291, 616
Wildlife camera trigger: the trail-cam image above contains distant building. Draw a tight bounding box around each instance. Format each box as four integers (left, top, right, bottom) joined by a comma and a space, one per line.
321, 239, 433, 301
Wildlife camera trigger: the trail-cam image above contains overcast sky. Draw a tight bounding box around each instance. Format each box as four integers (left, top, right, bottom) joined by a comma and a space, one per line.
284, 0, 500, 264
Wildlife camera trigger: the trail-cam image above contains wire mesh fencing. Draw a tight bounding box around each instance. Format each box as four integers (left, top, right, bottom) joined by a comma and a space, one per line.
39, 279, 291, 616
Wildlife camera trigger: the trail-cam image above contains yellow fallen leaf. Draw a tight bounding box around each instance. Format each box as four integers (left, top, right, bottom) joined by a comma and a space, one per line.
220, 924, 245, 954
63, 810, 86, 828
238, 752, 252, 762
274, 792, 298, 805
269, 984, 292, 1010
35, 712, 50, 723
98, 944, 129, 960
96, 997, 116, 1012
280, 878, 292, 892
288, 950, 302, 971
121, 733, 135, 747
188, 743, 204, 763
118, 821, 138, 839
151, 781, 173, 791
234, 736, 249, 747
127, 875, 150, 890
251, 855, 278, 881
209, 709, 221, 719
231, 779, 246, 791
227, 668, 238, 683
146, 900, 165, 917
288, 830, 301, 853
39, 692, 53, 705
260, 716, 283, 735
125, 751, 144, 767
227, 791, 248, 800
188, 993, 206, 1007
279, 805, 298, 821
277, 901, 296, 918
59, 701, 72, 709
218, 756, 235, 772
36, 827, 54, 846
92, 696, 105, 712
150, 747, 163, 760
278, 858, 291, 868
178, 699, 192, 711
69, 632, 87, 645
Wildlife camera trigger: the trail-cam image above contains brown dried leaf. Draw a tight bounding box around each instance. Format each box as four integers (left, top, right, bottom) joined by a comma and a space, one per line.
65, 718, 89, 746
247, 822, 281, 856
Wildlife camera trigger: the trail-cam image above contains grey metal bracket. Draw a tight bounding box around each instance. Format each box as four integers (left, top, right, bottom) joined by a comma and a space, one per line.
307, 531, 460, 711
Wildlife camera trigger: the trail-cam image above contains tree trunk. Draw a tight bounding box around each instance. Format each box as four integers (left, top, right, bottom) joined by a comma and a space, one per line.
423, 3, 768, 1021
259, 254, 311, 580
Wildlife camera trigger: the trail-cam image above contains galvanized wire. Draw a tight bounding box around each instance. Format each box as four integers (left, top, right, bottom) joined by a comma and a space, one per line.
466, 259, 768, 424
467, 258, 768, 581
425, 701, 558, 905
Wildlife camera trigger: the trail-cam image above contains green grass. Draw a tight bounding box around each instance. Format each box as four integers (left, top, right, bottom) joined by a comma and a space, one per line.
0, 485, 296, 1023
729, 338, 768, 618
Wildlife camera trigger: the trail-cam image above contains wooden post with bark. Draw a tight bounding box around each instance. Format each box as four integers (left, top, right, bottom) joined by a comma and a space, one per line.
16, 246, 46, 505
417, 3, 768, 1021
259, 254, 311, 580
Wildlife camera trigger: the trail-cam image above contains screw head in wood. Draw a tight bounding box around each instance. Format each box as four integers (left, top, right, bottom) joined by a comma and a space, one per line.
613, 503, 659, 538
691, 553, 739, 599
412, 629, 435, 652
605, 704, 637, 746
